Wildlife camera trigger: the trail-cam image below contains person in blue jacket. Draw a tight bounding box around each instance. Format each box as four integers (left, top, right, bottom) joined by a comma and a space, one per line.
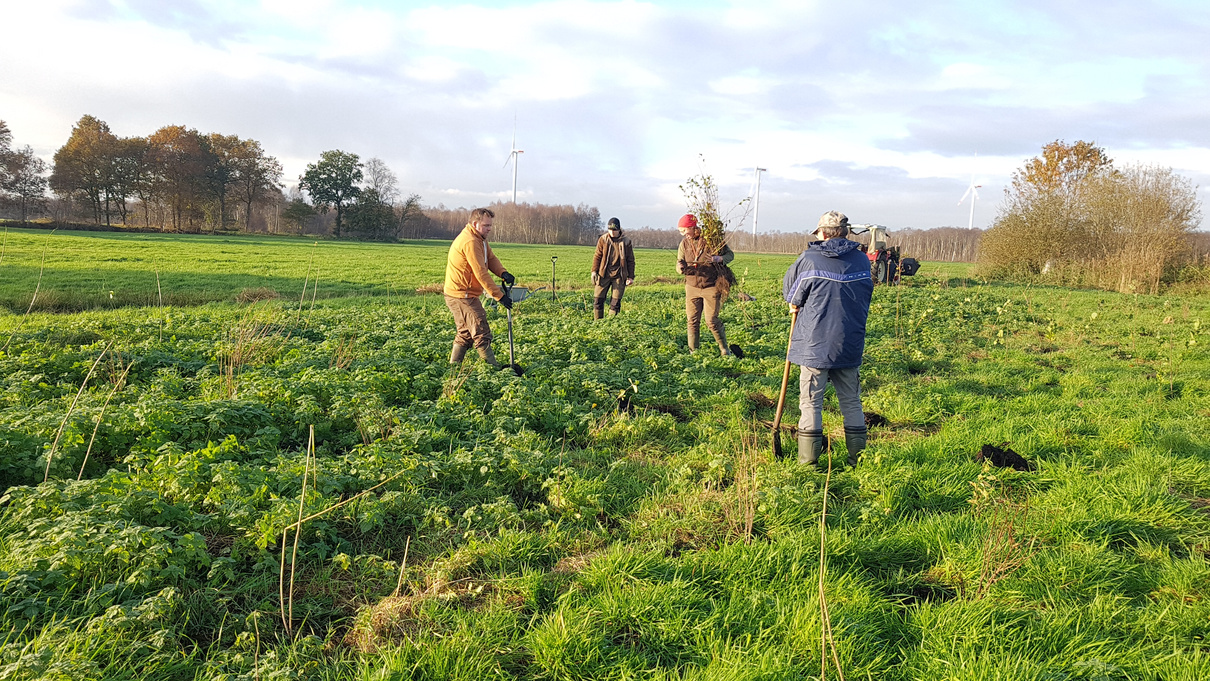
782, 211, 874, 466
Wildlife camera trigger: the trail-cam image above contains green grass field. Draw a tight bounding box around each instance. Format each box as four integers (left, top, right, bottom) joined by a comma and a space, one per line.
1, 229, 1207, 680
0, 227, 825, 312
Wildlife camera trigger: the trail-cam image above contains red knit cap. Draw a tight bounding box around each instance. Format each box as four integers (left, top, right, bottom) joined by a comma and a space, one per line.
677, 214, 698, 230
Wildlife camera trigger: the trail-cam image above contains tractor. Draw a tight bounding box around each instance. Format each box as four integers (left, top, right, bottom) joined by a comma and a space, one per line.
850, 224, 919, 285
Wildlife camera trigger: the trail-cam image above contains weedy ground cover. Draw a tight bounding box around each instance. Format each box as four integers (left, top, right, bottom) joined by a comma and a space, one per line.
0, 233, 1208, 680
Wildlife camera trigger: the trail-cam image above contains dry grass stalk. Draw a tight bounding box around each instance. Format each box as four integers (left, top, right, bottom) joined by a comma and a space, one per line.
288, 467, 410, 530
975, 501, 1036, 599
221, 307, 285, 399
285, 426, 315, 634
78, 357, 136, 480
442, 365, 472, 399
3, 242, 48, 354
391, 536, 412, 598
308, 266, 321, 322
252, 610, 261, 681
296, 243, 316, 325
726, 426, 762, 544
818, 441, 845, 681
44, 340, 114, 482
155, 267, 163, 342
276, 428, 411, 634
329, 336, 357, 370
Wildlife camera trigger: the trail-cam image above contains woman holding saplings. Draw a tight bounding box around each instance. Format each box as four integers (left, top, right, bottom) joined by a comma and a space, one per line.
676, 213, 736, 356
591, 217, 636, 319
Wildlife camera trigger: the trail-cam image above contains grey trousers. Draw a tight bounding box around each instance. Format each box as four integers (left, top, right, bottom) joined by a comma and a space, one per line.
798, 366, 864, 432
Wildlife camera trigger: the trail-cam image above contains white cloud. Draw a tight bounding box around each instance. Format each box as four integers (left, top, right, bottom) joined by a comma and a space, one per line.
1, 0, 1207, 230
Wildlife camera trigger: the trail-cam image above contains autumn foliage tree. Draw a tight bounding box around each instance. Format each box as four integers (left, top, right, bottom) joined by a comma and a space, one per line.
46, 114, 284, 232
978, 140, 1202, 293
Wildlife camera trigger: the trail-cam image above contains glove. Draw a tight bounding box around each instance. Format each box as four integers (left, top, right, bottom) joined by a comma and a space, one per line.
711, 255, 723, 263
501, 271, 515, 286
499, 293, 513, 310
591, 272, 599, 285
625, 278, 633, 286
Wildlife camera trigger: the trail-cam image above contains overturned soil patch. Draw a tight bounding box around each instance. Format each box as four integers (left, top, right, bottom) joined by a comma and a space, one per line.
977, 443, 1036, 472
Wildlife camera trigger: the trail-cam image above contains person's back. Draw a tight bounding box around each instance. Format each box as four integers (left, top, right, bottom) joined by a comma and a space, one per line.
784, 237, 873, 369
782, 211, 873, 467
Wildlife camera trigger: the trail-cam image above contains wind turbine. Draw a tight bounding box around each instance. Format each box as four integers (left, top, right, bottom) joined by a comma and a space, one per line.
503, 118, 524, 204
752, 167, 767, 243
957, 160, 982, 230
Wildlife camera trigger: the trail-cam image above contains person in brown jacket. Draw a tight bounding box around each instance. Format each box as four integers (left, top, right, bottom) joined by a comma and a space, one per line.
676, 213, 735, 356
590, 217, 636, 319
444, 207, 515, 368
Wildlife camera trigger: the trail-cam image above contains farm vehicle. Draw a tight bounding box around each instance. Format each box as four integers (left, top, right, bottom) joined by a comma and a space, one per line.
851, 224, 919, 285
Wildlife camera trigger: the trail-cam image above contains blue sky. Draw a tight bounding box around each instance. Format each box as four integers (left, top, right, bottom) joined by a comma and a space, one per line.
2, 0, 1207, 233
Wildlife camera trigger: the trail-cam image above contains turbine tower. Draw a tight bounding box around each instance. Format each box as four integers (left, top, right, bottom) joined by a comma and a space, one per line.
752, 167, 767, 243
957, 162, 982, 230
503, 118, 524, 204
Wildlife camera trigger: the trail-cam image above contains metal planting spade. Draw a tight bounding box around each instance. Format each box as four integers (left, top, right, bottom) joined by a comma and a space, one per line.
501, 281, 528, 377
772, 308, 798, 459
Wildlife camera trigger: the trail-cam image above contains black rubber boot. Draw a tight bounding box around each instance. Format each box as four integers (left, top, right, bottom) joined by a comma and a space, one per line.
797, 429, 824, 465
844, 426, 867, 467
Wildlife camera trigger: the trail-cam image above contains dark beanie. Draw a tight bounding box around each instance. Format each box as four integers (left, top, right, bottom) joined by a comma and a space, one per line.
607, 217, 621, 229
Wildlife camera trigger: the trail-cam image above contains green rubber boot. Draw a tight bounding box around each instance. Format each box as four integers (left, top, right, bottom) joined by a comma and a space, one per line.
797, 429, 824, 465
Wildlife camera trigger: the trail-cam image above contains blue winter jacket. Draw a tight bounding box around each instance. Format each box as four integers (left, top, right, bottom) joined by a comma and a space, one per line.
782, 238, 874, 368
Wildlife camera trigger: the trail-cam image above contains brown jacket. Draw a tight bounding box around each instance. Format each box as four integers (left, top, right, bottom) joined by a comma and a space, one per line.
677, 236, 734, 288
592, 233, 636, 280
444, 224, 505, 299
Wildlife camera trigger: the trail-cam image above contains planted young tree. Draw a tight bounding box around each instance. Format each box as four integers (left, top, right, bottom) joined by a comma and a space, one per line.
299, 150, 363, 238
679, 157, 748, 293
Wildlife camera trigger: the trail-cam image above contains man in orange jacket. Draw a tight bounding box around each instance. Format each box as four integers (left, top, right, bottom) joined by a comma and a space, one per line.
444, 207, 515, 368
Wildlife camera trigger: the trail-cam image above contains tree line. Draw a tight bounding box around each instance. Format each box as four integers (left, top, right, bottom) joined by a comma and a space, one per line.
7, 117, 1204, 282
977, 140, 1204, 294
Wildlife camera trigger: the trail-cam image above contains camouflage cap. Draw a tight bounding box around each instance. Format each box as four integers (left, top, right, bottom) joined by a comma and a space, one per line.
817, 211, 849, 229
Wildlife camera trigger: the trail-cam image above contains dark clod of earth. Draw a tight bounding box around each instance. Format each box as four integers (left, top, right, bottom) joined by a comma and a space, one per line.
729, 344, 745, 359
510, 364, 525, 377
977, 443, 1036, 472
864, 411, 888, 428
